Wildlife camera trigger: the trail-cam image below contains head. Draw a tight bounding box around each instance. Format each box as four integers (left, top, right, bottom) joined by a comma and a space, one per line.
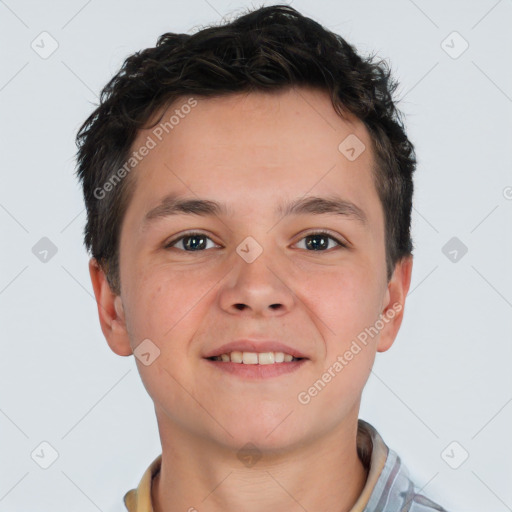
77, 5, 415, 452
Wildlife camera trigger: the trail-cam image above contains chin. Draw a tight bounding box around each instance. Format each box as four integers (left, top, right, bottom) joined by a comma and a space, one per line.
220, 414, 307, 450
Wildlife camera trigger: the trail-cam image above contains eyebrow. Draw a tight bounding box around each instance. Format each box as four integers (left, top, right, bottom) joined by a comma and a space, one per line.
142, 193, 367, 227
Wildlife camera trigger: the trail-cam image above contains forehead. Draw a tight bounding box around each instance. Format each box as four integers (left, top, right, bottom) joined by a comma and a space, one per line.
145, 88, 366, 164
124, 87, 380, 227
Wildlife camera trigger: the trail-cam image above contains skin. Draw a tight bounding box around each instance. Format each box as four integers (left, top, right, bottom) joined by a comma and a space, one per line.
89, 86, 413, 512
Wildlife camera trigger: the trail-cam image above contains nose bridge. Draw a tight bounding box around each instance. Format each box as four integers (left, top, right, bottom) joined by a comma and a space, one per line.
219, 233, 295, 314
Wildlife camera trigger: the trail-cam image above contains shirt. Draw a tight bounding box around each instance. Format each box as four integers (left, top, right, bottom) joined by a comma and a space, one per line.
123, 419, 448, 512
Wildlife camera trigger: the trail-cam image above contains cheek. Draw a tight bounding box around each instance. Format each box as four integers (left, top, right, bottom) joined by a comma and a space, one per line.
124, 266, 216, 409
123, 263, 217, 349
299, 264, 383, 344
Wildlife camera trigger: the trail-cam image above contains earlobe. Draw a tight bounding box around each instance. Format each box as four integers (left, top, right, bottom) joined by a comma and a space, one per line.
88, 258, 133, 357
376, 255, 413, 353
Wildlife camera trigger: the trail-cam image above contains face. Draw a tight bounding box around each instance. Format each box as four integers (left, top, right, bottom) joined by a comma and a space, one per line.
90, 86, 412, 453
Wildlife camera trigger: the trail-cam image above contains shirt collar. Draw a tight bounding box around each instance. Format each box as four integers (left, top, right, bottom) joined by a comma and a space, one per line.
123, 419, 389, 512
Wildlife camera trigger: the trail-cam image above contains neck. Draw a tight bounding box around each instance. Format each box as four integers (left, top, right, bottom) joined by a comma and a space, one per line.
152, 412, 369, 512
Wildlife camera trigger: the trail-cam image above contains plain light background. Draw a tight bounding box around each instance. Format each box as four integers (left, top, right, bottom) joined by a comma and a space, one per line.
1, 0, 511, 511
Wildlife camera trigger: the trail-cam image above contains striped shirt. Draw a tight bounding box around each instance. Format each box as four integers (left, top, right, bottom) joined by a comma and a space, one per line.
123, 419, 448, 512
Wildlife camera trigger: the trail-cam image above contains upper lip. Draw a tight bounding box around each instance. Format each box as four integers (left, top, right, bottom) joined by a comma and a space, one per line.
203, 340, 309, 359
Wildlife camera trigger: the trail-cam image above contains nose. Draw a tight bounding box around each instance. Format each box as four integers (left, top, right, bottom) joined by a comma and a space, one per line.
219, 252, 295, 317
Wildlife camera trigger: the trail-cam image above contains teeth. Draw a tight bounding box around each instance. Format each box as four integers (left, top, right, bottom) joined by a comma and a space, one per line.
258, 352, 274, 365
274, 352, 285, 363
243, 352, 258, 364
230, 351, 243, 363
210, 351, 301, 364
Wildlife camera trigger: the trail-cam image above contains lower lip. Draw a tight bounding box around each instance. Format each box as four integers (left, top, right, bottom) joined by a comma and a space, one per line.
203, 358, 308, 379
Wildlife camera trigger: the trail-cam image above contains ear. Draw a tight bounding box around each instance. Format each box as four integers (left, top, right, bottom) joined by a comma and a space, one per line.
376, 255, 413, 353
88, 258, 133, 357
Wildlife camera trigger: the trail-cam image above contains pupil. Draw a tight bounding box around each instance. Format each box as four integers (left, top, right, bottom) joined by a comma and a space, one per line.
306, 234, 327, 250
185, 235, 206, 251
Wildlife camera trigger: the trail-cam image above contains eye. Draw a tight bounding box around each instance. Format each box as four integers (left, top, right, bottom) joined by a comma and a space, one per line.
295, 230, 347, 251
164, 230, 347, 252
164, 231, 219, 252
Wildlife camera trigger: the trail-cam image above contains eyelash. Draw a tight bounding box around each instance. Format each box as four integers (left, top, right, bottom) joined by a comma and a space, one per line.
164, 230, 348, 252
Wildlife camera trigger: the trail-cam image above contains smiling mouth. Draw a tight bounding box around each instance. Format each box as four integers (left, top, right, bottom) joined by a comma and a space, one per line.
206, 351, 304, 364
